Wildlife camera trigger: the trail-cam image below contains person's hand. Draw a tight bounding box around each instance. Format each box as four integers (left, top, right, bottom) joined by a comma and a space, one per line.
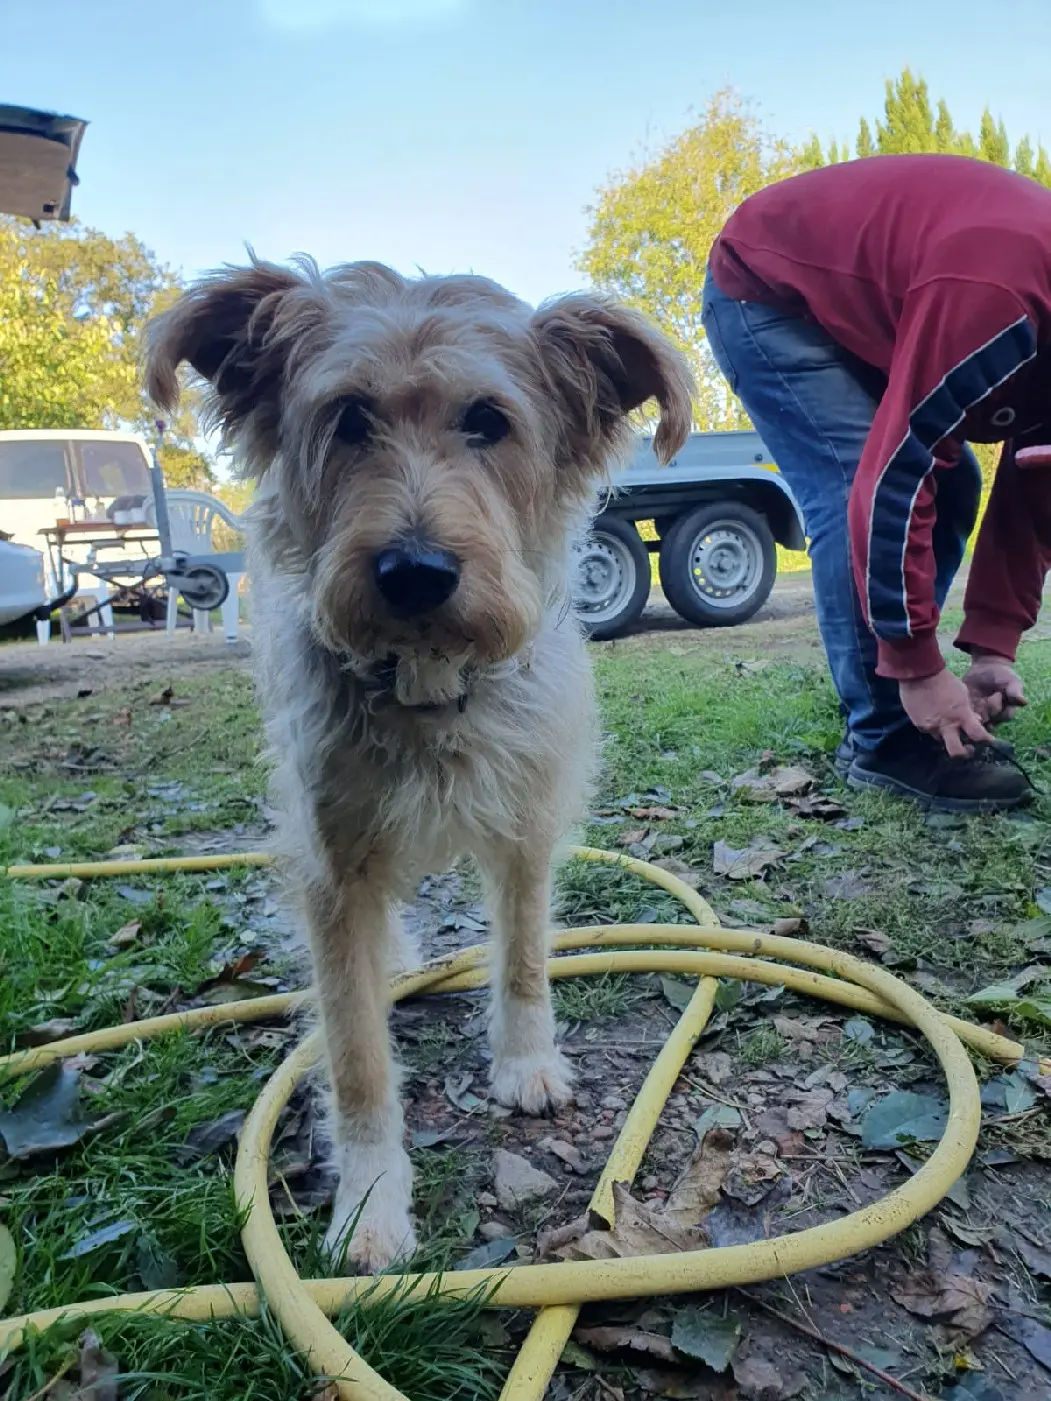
898, 669, 994, 758
963, 651, 1026, 726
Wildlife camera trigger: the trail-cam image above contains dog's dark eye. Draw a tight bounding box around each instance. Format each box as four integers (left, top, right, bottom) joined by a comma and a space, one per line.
462, 400, 511, 447
334, 397, 372, 446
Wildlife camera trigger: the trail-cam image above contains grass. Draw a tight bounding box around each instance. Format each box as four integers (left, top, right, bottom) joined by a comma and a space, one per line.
2, 628, 1051, 1394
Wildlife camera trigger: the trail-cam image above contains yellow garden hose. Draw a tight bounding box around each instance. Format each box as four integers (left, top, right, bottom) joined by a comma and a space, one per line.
0, 846, 1047, 1401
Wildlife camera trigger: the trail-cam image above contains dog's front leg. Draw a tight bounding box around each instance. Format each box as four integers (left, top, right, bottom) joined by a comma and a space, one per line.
482, 842, 572, 1114
306, 875, 416, 1273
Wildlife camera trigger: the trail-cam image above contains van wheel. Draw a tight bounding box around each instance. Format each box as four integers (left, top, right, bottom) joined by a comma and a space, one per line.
573, 517, 651, 640
658, 502, 776, 627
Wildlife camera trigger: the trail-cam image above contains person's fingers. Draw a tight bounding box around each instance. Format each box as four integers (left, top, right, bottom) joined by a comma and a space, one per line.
942, 724, 968, 759
984, 691, 1004, 722
959, 708, 995, 746
1004, 680, 1027, 706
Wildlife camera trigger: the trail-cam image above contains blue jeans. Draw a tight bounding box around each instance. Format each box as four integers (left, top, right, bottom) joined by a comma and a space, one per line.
701, 267, 982, 753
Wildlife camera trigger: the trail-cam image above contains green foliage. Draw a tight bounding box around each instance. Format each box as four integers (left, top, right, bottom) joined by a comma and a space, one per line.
579, 89, 799, 428
0, 216, 213, 481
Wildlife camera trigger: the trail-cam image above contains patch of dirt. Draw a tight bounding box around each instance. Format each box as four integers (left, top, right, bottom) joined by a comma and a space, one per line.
0, 630, 252, 707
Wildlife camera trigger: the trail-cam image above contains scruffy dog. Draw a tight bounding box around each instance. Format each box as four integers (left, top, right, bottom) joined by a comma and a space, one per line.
146, 259, 693, 1271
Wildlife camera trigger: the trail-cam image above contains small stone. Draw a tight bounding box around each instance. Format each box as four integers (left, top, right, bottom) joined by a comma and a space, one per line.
479, 1220, 515, 1242
600, 1094, 627, 1110
492, 1149, 559, 1211
591, 1125, 615, 1142
756, 1140, 779, 1157
574, 1092, 593, 1109
477, 1191, 497, 1208
641, 1174, 659, 1191
539, 1136, 585, 1173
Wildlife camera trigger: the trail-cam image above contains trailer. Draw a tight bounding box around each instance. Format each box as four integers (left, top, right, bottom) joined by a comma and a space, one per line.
573, 428, 807, 640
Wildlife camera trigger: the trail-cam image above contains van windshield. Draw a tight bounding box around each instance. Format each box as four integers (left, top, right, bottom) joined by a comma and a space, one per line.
0, 440, 70, 498
79, 441, 151, 497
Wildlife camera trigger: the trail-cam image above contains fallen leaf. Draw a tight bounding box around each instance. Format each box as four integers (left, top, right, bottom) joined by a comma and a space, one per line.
860, 1090, 949, 1149
660, 977, 695, 1012
0, 1065, 103, 1159
445, 1073, 486, 1114
854, 928, 892, 956
177, 1109, 246, 1162
732, 765, 814, 802
617, 827, 650, 847
772, 917, 803, 936
844, 1017, 875, 1045
997, 1310, 1051, 1371
71, 1330, 120, 1401
573, 1325, 677, 1364
456, 1236, 517, 1270
980, 1071, 1037, 1114
785, 1088, 833, 1131
713, 839, 785, 881
692, 1104, 741, 1140
107, 921, 142, 949
722, 1150, 783, 1206
665, 1126, 735, 1222
824, 870, 873, 899
786, 794, 847, 820
706, 1174, 791, 1248
59, 1218, 138, 1261
0, 1224, 15, 1313
558, 1182, 707, 1260
631, 806, 679, 820
892, 1269, 994, 1342
15, 1018, 79, 1048
650, 856, 703, 889
670, 1307, 742, 1371
1008, 1233, 1051, 1280
733, 1351, 806, 1399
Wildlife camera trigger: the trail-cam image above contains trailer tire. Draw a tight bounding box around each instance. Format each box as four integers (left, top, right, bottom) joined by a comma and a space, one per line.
658, 502, 776, 628
573, 517, 651, 640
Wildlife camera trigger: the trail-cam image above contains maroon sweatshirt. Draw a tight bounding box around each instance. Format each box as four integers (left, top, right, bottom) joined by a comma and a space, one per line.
709, 154, 1051, 681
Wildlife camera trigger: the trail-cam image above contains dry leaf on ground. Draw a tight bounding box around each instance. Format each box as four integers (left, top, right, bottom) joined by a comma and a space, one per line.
892, 1268, 994, 1342
713, 840, 785, 881
557, 1182, 708, 1261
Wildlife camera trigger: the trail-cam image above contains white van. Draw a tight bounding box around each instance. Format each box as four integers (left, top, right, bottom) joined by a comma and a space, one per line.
0, 429, 154, 560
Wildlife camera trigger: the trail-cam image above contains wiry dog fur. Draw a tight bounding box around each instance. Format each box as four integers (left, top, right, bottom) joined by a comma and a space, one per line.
146, 257, 694, 1270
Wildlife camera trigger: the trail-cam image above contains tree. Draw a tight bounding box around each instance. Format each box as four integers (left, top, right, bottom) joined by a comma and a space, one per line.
874, 68, 936, 153
0, 217, 214, 482
578, 90, 800, 428
856, 118, 876, 158
979, 109, 1011, 167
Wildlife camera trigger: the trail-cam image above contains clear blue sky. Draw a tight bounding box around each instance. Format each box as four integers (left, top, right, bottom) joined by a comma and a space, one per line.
3, 0, 1050, 305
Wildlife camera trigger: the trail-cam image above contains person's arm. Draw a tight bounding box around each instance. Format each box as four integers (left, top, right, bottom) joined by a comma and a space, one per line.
957, 443, 1051, 660
848, 277, 1038, 680
847, 278, 1038, 754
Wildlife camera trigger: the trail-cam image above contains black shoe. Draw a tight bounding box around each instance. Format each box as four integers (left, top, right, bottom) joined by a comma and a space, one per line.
847, 731, 1033, 813
833, 734, 855, 778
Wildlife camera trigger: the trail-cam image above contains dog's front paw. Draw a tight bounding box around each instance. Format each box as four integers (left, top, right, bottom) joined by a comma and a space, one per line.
490, 1051, 573, 1115
323, 1142, 416, 1273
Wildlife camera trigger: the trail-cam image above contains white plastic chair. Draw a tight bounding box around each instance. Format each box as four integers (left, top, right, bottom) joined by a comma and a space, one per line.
144, 490, 247, 640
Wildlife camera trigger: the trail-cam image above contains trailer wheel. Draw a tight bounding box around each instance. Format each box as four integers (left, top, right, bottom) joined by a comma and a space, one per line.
658, 502, 776, 627
572, 517, 651, 640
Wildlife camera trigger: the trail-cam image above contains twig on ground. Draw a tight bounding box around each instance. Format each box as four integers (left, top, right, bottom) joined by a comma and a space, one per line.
736, 1289, 938, 1401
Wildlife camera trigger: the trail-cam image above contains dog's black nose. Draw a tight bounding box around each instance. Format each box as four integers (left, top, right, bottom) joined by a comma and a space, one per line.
373, 542, 461, 615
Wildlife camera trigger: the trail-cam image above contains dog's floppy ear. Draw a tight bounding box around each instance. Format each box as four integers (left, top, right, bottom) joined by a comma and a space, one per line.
531, 294, 694, 466
145, 260, 321, 440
